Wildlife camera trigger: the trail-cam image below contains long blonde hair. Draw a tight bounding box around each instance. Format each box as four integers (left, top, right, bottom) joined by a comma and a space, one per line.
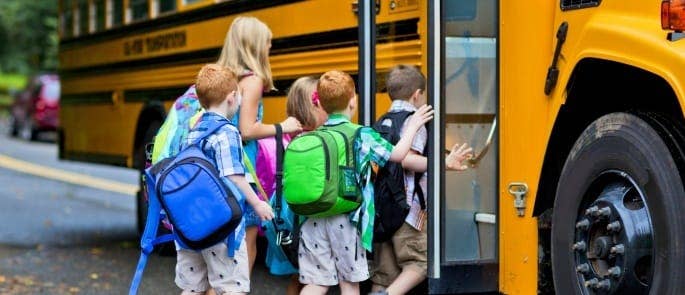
217, 16, 274, 90
286, 77, 319, 129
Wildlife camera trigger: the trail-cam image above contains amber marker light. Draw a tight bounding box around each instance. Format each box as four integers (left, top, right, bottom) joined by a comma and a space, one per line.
662, 0, 685, 31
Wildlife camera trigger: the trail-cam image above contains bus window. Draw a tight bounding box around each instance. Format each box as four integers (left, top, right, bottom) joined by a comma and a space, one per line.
77, 0, 89, 35
109, 0, 123, 28
94, 0, 106, 32
158, 0, 176, 15
129, 0, 149, 22
61, 0, 74, 38
442, 0, 497, 263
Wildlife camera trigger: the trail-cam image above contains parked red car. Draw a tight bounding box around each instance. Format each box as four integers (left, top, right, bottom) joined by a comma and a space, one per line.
9, 74, 60, 140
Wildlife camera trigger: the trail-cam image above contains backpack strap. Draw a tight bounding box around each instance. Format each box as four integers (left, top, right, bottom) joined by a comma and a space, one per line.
243, 152, 268, 201
129, 174, 174, 295
376, 111, 427, 209
190, 118, 231, 147
273, 124, 284, 216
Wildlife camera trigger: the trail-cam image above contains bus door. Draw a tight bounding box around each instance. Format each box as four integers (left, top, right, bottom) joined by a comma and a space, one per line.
427, 0, 498, 293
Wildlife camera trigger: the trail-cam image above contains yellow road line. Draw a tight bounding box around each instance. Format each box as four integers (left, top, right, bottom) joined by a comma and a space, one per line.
0, 154, 137, 196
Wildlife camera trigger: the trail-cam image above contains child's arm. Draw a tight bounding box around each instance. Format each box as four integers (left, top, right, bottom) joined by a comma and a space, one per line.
388, 104, 434, 163
228, 175, 274, 221
238, 76, 302, 140
403, 143, 473, 172
402, 151, 427, 172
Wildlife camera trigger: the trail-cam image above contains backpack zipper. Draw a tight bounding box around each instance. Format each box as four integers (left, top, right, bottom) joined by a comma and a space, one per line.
303, 133, 330, 181
323, 129, 352, 166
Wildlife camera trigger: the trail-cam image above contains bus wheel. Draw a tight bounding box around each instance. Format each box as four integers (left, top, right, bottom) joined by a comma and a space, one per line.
551, 112, 685, 294
136, 120, 161, 236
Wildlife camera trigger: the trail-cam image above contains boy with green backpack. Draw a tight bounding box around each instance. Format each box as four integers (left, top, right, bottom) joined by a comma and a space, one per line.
282, 70, 434, 294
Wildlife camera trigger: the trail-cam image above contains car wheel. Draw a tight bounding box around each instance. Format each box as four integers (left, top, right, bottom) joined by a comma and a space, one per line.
135, 120, 175, 256
19, 119, 36, 141
551, 112, 685, 294
8, 116, 18, 137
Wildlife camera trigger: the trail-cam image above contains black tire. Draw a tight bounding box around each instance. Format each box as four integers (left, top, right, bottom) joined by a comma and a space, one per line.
9, 115, 18, 137
19, 118, 36, 141
136, 120, 161, 236
552, 112, 685, 294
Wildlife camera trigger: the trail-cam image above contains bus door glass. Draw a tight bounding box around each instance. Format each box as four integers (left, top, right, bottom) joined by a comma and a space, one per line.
429, 0, 498, 293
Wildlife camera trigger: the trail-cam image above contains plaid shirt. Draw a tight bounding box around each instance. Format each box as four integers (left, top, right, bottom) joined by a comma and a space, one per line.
324, 114, 393, 251
383, 100, 428, 230
183, 111, 246, 247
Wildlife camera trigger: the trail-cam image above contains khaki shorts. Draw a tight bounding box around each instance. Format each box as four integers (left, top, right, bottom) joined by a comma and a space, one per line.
175, 241, 249, 294
298, 215, 370, 286
371, 222, 427, 287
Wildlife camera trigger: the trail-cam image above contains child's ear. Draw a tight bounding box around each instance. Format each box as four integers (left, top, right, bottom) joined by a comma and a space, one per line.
411, 89, 422, 102
348, 95, 357, 111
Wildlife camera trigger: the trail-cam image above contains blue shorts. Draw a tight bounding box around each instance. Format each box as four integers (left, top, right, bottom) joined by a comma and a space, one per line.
243, 183, 261, 227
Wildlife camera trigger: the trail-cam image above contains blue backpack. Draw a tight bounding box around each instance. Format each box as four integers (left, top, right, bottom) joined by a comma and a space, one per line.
129, 120, 243, 295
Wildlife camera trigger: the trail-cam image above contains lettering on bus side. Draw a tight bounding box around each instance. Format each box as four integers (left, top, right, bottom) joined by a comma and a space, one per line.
123, 31, 187, 56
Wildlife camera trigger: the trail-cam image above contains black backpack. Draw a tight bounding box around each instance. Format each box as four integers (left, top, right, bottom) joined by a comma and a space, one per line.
371, 111, 425, 243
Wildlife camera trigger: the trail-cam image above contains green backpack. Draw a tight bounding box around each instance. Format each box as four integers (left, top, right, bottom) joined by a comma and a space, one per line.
283, 123, 363, 217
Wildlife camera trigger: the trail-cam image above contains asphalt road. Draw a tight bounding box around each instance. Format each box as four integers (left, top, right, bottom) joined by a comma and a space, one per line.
0, 116, 290, 294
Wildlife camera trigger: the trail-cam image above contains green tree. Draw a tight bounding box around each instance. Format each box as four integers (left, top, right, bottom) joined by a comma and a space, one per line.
0, 0, 58, 74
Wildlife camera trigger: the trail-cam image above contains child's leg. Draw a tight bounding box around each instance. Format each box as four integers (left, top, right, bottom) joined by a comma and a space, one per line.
300, 284, 329, 295
339, 280, 360, 295
287, 274, 301, 295
385, 269, 424, 295
370, 241, 401, 292
176, 248, 210, 294
243, 184, 262, 274
204, 241, 250, 295
245, 225, 258, 273
327, 216, 369, 294
298, 218, 338, 290
385, 223, 427, 294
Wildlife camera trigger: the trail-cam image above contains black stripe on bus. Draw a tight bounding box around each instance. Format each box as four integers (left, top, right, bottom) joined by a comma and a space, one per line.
60, 92, 113, 105
61, 72, 391, 105
58, 19, 419, 78
59, 0, 304, 48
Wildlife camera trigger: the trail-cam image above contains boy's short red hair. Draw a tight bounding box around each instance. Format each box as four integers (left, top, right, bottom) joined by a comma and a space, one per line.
318, 70, 355, 114
195, 64, 238, 109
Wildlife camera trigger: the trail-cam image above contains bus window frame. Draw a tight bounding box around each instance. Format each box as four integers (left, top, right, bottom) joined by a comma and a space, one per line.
151, 0, 177, 18
107, 0, 124, 29
177, 0, 213, 12
127, 0, 150, 23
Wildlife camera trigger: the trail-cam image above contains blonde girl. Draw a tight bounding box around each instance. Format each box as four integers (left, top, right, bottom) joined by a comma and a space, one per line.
216, 16, 302, 275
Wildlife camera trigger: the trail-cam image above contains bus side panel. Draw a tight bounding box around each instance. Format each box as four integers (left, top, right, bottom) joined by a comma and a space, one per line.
60, 102, 143, 167
499, 1, 556, 294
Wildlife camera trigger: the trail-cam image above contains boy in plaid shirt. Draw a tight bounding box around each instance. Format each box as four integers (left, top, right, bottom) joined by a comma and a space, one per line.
178, 64, 274, 295
297, 70, 433, 295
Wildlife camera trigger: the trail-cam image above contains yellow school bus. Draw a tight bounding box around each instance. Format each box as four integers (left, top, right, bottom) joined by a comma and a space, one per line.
57, 0, 418, 234
58, 0, 685, 293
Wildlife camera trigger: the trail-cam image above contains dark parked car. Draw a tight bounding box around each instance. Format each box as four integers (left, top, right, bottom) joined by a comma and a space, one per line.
9, 74, 60, 140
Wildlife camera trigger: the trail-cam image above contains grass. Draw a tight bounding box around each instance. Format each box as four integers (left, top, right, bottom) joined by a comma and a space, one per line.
0, 73, 27, 92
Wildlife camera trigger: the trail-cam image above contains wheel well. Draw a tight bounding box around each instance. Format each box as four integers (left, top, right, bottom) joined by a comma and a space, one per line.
132, 101, 166, 169
533, 58, 684, 216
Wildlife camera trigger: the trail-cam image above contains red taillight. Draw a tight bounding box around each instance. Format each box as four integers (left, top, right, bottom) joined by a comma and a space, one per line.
662, 0, 685, 31
35, 100, 45, 111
